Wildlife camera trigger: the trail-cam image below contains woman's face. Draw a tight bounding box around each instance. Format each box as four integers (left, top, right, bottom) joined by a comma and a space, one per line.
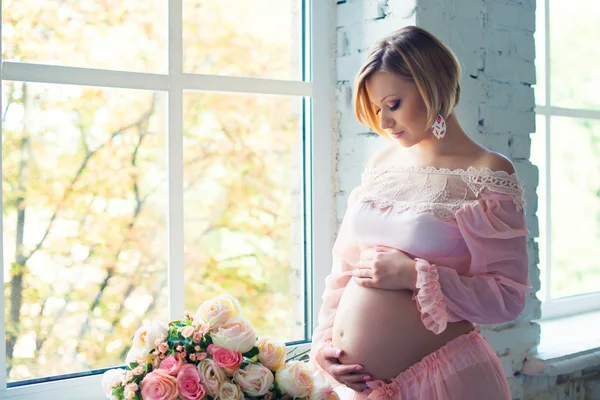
365, 71, 432, 147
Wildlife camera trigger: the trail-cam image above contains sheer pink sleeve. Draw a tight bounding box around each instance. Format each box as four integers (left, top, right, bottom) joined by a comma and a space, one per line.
413, 190, 531, 334
309, 207, 359, 385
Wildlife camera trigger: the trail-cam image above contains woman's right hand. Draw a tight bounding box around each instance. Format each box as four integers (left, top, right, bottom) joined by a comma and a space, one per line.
317, 346, 371, 392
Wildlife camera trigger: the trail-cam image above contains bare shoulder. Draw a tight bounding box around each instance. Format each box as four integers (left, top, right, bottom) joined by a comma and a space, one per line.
366, 143, 398, 169
474, 151, 516, 174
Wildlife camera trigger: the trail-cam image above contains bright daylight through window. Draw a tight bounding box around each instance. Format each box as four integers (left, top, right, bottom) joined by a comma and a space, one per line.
531, 0, 600, 319
1, 0, 317, 390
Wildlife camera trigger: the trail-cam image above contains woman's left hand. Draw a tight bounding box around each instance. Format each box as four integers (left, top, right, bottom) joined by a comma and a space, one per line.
352, 246, 417, 290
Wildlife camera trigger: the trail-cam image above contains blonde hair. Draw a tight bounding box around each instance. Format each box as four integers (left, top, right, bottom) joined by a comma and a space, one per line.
354, 26, 461, 135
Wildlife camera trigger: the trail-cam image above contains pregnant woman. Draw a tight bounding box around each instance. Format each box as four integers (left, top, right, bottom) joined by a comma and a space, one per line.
310, 26, 530, 400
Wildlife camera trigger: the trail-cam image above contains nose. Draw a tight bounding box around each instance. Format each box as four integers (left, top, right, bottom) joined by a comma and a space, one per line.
379, 110, 395, 132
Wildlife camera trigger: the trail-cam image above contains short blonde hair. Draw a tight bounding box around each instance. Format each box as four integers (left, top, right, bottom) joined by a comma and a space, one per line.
354, 26, 461, 135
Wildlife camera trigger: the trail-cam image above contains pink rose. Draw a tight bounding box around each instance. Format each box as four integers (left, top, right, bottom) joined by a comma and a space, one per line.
207, 344, 243, 376
181, 326, 195, 339
158, 342, 169, 354
193, 332, 203, 343
124, 383, 139, 399
177, 364, 207, 400
141, 369, 179, 400
159, 355, 184, 376
199, 323, 210, 336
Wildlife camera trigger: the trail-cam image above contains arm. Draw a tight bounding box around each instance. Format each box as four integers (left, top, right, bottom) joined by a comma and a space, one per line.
413, 192, 531, 334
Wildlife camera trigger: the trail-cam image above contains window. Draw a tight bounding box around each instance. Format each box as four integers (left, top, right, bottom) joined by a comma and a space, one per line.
0, 0, 334, 397
532, 0, 600, 320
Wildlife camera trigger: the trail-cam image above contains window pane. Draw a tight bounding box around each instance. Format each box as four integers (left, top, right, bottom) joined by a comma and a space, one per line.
550, 0, 600, 109
183, 92, 306, 342
2, 82, 168, 382
531, 114, 547, 301
2, 1, 167, 73
534, 0, 546, 106
182, 0, 303, 80
550, 116, 600, 299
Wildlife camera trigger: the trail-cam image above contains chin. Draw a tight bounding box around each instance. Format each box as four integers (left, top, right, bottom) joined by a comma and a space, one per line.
391, 137, 415, 148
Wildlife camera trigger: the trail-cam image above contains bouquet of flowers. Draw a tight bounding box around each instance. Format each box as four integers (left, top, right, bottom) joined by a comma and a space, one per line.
101, 294, 338, 400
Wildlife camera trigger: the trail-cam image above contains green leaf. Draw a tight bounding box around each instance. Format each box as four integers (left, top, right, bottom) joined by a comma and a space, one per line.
128, 362, 139, 369
285, 348, 310, 362
242, 346, 259, 359
111, 385, 125, 398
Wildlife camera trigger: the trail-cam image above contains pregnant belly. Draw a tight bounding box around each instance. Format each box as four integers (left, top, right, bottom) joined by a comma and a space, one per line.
332, 279, 474, 381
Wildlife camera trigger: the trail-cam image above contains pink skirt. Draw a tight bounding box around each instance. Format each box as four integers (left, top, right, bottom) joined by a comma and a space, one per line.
345, 327, 511, 400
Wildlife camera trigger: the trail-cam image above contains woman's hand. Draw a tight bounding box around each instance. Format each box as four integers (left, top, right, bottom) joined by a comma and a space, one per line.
316, 346, 371, 392
352, 246, 417, 290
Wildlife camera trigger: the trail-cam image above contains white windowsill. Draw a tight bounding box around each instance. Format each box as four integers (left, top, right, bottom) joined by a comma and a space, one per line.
522, 310, 600, 376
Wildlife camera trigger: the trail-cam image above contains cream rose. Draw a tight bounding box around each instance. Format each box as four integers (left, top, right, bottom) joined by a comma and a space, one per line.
256, 338, 286, 372
132, 320, 168, 351
275, 361, 313, 398
195, 293, 242, 330
101, 368, 125, 398
309, 370, 335, 400
210, 317, 256, 354
218, 381, 245, 400
125, 346, 154, 365
233, 364, 274, 397
197, 358, 227, 397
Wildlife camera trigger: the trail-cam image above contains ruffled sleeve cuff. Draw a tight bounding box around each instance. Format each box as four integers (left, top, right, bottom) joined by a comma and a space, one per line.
412, 258, 450, 335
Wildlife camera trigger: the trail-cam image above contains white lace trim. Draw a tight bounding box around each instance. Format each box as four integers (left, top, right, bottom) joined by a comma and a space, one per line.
353, 165, 527, 220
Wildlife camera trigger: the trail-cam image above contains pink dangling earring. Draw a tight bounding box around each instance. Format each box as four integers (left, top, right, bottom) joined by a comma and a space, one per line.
432, 114, 446, 140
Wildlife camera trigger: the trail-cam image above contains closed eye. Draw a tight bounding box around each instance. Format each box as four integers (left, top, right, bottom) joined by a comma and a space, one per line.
375, 100, 401, 115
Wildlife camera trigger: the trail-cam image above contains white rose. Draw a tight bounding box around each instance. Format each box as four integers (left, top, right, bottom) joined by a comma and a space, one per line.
210, 317, 256, 354
197, 358, 227, 397
218, 381, 245, 400
101, 369, 125, 397
275, 361, 313, 398
132, 320, 168, 352
309, 370, 335, 400
195, 293, 242, 330
256, 338, 286, 372
233, 364, 274, 397
124, 346, 154, 365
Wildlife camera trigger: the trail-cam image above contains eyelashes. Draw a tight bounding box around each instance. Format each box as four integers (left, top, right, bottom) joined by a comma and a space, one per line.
375, 100, 401, 115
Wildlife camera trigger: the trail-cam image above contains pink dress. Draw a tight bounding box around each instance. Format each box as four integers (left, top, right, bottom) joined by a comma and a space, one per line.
310, 165, 531, 400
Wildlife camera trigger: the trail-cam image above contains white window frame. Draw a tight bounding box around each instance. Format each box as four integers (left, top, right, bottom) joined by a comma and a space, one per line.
535, 0, 600, 321
0, 0, 334, 398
